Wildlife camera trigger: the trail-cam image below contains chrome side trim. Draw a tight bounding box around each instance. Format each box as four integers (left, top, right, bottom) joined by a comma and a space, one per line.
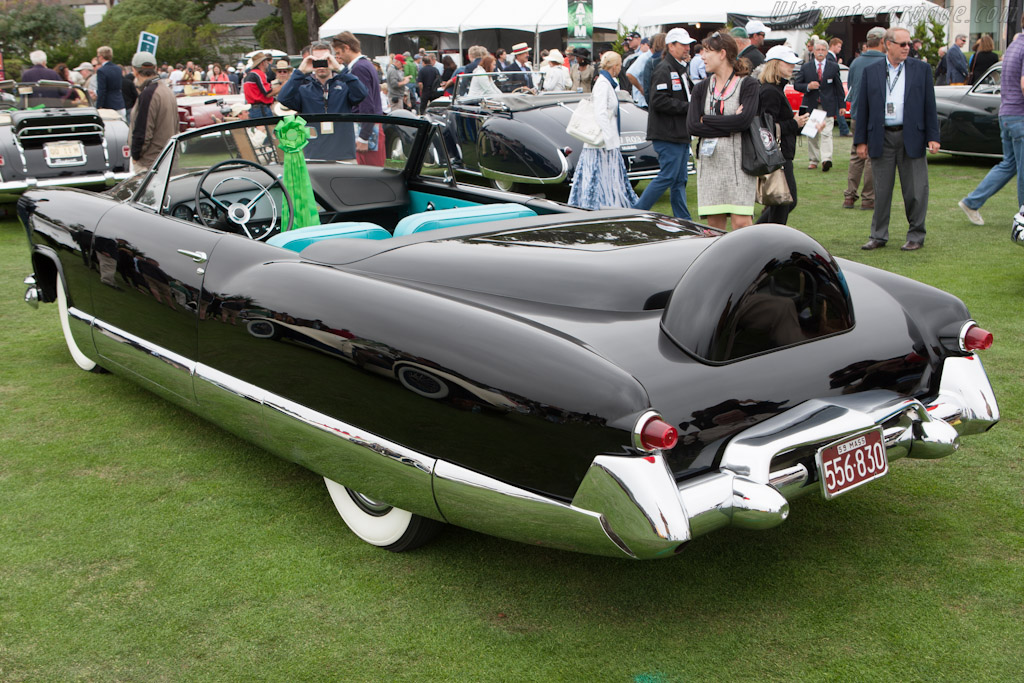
192, 363, 442, 522
91, 317, 196, 406
0, 171, 131, 192
433, 460, 628, 557
479, 150, 569, 186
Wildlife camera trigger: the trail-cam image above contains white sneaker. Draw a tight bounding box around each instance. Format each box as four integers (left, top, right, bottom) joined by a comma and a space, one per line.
958, 199, 984, 225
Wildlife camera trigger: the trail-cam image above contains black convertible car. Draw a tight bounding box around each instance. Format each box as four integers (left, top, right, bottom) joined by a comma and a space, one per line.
0, 80, 132, 202
19, 114, 999, 558
419, 72, 660, 193
935, 64, 1002, 158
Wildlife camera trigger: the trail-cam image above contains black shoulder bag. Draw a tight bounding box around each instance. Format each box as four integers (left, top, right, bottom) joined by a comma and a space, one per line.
741, 110, 786, 176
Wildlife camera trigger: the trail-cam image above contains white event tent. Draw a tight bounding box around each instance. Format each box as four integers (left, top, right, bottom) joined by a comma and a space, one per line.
319, 0, 949, 60
319, 0, 663, 59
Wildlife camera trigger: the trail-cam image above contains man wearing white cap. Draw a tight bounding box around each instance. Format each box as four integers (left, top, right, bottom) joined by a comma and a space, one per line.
743, 20, 769, 69
633, 27, 694, 219
128, 51, 177, 173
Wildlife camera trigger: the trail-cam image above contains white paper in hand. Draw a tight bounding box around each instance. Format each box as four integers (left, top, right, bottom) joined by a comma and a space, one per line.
802, 108, 827, 138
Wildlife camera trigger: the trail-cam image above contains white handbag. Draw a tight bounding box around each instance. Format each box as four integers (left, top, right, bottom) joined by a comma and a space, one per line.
566, 98, 604, 146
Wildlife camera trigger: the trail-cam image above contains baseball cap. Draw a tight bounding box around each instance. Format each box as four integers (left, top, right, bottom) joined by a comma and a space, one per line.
729, 27, 748, 39
74, 62, 94, 72
765, 45, 800, 64
394, 54, 405, 65
131, 52, 156, 68
745, 19, 770, 36
666, 28, 696, 45
866, 26, 887, 40
628, 31, 642, 40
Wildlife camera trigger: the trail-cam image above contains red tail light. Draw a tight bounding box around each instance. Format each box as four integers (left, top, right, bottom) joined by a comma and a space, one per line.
121, 145, 130, 158
634, 414, 678, 452
963, 325, 993, 351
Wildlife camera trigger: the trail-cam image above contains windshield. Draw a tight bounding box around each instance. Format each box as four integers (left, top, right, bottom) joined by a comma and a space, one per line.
0, 80, 92, 110
134, 113, 450, 215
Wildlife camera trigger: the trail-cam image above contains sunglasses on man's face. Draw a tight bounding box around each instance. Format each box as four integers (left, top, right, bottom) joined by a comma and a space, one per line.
889, 40, 911, 48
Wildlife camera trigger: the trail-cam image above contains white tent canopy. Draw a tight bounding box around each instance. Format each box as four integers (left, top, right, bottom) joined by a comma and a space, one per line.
320, 0, 663, 40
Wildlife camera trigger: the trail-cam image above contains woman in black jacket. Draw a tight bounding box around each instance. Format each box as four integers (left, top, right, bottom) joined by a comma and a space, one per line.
968, 34, 999, 85
755, 46, 810, 225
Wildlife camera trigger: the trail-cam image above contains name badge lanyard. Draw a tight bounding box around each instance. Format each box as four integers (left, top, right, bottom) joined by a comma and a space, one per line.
886, 63, 903, 116
711, 75, 738, 115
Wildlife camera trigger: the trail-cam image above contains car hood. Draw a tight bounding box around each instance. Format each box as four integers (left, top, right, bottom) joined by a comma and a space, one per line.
335, 213, 718, 312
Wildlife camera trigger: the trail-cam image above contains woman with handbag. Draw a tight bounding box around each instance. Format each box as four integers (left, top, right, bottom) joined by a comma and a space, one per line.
755, 46, 810, 225
568, 51, 639, 210
686, 32, 758, 230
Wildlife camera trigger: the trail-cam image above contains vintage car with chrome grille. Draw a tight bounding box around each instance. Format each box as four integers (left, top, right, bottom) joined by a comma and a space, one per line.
19, 113, 999, 558
418, 72, 660, 194
0, 80, 131, 201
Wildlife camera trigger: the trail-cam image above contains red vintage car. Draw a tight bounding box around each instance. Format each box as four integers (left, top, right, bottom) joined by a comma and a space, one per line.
785, 64, 850, 118
176, 82, 249, 133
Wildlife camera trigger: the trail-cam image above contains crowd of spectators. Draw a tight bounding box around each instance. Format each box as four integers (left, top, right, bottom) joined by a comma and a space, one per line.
24, 18, 1010, 247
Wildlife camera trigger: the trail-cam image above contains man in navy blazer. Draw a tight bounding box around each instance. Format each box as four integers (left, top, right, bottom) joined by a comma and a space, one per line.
794, 39, 845, 171
94, 46, 126, 118
855, 27, 940, 251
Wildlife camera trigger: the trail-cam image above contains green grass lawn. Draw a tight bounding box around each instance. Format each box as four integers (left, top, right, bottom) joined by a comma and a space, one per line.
1, 142, 1022, 681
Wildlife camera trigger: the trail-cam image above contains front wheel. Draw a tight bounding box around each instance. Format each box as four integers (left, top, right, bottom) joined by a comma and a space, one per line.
56, 272, 102, 372
324, 477, 443, 552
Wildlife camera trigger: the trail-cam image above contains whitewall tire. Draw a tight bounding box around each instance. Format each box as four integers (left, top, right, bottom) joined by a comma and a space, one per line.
56, 272, 99, 372
324, 477, 442, 552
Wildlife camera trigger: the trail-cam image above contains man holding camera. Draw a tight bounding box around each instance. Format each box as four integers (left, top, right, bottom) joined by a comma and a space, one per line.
276, 41, 367, 161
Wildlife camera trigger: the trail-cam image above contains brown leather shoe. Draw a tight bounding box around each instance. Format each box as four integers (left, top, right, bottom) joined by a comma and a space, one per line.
861, 239, 886, 250
843, 198, 855, 209
860, 202, 874, 210
808, 162, 817, 170
900, 240, 923, 251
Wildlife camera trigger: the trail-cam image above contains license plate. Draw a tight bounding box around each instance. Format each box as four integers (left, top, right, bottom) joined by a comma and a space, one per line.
815, 428, 888, 499
44, 141, 85, 166
620, 132, 645, 149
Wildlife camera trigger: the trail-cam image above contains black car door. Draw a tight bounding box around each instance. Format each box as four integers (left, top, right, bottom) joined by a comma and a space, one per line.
89, 200, 223, 407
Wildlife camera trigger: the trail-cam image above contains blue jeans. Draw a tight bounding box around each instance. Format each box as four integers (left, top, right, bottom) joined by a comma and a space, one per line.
633, 140, 690, 219
963, 115, 1024, 210
248, 103, 274, 119
836, 113, 850, 135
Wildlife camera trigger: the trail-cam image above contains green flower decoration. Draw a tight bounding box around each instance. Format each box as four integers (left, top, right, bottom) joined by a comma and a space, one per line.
274, 114, 319, 231
275, 115, 311, 152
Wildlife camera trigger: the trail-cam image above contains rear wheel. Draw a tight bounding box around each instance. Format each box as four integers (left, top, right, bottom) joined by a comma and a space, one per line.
489, 177, 520, 193
324, 477, 443, 552
56, 272, 101, 372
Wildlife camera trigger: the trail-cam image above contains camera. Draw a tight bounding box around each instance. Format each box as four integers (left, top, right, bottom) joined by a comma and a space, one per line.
312, 59, 328, 68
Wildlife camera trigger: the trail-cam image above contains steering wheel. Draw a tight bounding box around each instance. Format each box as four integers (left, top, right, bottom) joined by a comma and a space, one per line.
195, 159, 294, 239
511, 86, 534, 95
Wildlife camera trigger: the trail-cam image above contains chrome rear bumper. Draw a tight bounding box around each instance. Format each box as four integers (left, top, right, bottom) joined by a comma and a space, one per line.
0, 170, 131, 201
435, 355, 998, 558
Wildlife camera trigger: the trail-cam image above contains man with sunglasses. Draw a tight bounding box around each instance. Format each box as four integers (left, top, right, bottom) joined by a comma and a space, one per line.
855, 27, 940, 252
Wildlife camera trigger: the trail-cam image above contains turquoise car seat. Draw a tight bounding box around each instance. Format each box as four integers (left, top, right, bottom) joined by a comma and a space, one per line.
393, 204, 537, 237
267, 222, 391, 252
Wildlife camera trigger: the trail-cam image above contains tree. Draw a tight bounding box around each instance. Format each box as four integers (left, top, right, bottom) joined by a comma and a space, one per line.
279, 0, 298, 55
303, 0, 320, 49
912, 17, 945, 66
0, 0, 85, 75
84, 0, 233, 66
254, 10, 311, 52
